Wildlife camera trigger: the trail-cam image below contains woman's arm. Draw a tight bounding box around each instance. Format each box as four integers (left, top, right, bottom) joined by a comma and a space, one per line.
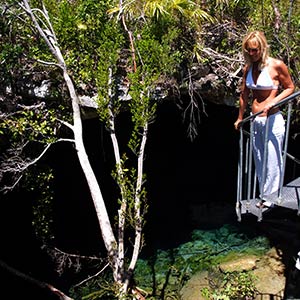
262, 59, 295, 114
234, 66, 250, 129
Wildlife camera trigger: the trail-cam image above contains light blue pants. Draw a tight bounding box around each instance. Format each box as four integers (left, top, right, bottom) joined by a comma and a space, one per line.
252, 111, 285, 197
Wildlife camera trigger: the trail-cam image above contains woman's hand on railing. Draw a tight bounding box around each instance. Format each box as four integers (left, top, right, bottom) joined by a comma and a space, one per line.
262, 102, 276, 114
236, 90, 300, 128
234, 118, 242, 130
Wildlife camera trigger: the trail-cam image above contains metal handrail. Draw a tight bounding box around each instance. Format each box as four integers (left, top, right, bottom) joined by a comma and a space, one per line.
238, 90, 300, 126
236, 90, 300, 221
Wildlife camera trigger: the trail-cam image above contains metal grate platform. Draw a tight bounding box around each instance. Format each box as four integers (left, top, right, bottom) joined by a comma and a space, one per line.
240, 177, 300, 220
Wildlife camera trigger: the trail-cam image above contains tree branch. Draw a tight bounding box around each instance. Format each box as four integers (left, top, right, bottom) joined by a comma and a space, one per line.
0, 259, 74, 300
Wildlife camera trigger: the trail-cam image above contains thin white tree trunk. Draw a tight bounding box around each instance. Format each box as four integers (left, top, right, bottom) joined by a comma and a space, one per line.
63, 69, 117, 257
107, 68, 126, 283
122, 122, 148, 294
21, 2, 149, 296
21, 0, 118, 274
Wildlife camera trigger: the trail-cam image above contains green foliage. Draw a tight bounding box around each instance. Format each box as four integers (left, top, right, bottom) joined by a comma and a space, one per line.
0, 5, 39, 83
42, 0, 125, 88
95, 22, 125, 125
70, 225, 268, 299
133, 225, 270, 298
108, 0, 214, 24
0, 43, 23, 84
1, 107, 57, 144
207, 0, 250, 22
242, 0, 299, 59
136, 25, 182, 75
70, 271, 118, 300
2, 1, 299, 299
112, 155, 148, 227
201, 271, 257, 300
124, 23, 183, 153
25, 167, 55, 242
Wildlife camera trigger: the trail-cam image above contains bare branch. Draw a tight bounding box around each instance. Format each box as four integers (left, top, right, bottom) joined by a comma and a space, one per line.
183, 68, 204, 141
0, 138, 74, 193
57, 118, 74, 130
200, 47, 241, 63
35, 58, 62, 69
73, 263, 110, 288
0, 142, 52, 192
19, 0, 66, 67
0, 259, 74, 300
43, 245, 105, 276
18, 1, 58, 61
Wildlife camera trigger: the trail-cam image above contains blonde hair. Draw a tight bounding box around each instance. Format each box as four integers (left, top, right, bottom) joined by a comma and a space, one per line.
242, 31, 269, 68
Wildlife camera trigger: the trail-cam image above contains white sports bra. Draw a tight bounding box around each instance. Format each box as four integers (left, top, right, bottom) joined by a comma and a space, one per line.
246, 65, 278, 90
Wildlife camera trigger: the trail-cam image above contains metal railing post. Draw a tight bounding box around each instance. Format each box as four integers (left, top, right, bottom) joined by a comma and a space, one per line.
278, 101, 293, 201
236, 90, 300, 221
247, 120, 254, 203
236, 125, 243, 221
260, 115, 270, 200
258, 115, 270, 221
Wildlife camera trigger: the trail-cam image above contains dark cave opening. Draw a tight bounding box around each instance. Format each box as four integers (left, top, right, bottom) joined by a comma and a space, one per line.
1, 100, 300, 298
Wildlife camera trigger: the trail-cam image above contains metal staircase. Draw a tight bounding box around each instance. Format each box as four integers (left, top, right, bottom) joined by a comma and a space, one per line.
236, 91, 300, 221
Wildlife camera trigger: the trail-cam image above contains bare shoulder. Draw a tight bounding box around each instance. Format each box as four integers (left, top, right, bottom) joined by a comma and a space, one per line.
268, 57, 294, 88
268, 57, 288, 70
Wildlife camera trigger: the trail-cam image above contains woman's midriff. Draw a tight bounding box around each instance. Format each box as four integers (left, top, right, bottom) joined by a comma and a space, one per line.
251, 89, 279, 117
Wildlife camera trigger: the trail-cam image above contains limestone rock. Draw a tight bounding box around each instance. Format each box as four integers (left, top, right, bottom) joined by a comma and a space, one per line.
179, 271, 209, 300
219, 255, 258, 273
180, 247, 286, 300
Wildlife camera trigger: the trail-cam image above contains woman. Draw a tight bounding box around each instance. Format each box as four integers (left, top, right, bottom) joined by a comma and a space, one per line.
234, 31, 294, 208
